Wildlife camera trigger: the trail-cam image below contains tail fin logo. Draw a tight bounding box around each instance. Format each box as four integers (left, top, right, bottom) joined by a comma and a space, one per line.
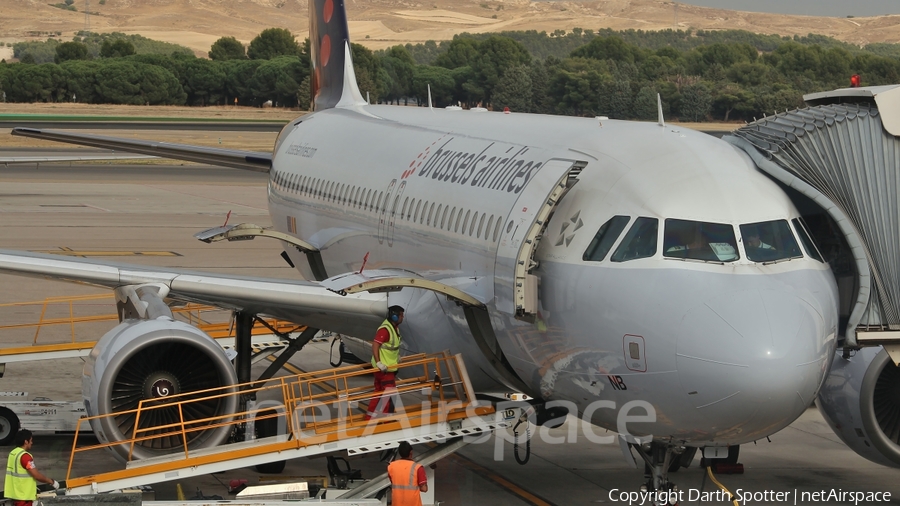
310, 0, 364, 110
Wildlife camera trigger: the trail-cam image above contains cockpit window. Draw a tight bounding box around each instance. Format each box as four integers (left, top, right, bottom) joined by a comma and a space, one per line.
792, 218, 824, 263
611, 217, 658, 262
740, 220, 803, 263
664, 219, 739, 263
583, 216, 630, 262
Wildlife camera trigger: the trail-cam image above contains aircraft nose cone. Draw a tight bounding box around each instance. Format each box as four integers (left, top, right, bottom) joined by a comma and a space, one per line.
676, 288, 831, 441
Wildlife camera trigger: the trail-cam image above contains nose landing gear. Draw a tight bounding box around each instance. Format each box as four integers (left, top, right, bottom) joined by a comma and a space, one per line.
630, 442, 685, 506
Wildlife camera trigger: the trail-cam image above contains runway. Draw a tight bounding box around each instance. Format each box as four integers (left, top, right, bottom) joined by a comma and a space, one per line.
1, 164, 898, 505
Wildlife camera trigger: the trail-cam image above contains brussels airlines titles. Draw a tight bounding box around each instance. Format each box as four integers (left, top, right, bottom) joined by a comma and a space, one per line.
413, 137, 543, 194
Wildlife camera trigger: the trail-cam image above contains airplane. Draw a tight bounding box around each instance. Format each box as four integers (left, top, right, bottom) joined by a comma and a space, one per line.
1, 0, 897, 496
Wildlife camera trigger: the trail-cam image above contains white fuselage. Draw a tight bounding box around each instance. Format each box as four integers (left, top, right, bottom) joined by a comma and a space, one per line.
266, 105, 839, 445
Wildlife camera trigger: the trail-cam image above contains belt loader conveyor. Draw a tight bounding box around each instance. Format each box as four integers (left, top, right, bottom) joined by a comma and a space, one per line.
62, 353, 515, 496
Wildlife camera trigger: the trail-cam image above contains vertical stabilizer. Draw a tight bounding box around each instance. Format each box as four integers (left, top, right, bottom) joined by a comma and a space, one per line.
309, 0, 366, 110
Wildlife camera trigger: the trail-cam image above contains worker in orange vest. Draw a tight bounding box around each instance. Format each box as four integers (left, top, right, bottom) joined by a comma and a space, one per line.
387, 441, 427, 506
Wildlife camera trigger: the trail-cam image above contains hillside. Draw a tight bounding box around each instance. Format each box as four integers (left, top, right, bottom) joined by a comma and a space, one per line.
1, 0, 899, 55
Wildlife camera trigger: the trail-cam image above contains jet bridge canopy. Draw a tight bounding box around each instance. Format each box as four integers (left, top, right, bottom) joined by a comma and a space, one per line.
728, 90, 900, 347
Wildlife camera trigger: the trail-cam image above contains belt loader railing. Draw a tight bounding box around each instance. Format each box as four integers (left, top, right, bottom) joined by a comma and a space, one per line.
63, 353, 501, 494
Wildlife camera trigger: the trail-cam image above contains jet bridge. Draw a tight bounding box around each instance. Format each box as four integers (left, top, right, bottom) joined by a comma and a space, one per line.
60, 353, 514, 496
727, 85, 900, 352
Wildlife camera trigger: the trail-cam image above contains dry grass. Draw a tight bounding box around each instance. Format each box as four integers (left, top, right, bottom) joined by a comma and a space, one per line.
1, 0, 899, 55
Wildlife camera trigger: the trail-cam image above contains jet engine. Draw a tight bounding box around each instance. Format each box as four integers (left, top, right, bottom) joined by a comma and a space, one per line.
83, 318, 239, 462
817, 346, 900, 468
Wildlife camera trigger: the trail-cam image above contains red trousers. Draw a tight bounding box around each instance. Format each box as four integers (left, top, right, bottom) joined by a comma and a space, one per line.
365, 370, 396, 420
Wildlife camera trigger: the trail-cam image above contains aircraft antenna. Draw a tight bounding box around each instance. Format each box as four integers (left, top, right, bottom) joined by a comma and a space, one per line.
84, 0, 91, 32
427, 84, 433, 110
657, 94, 665, 127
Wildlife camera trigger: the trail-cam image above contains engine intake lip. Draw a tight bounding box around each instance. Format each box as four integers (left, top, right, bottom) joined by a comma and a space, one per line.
86, 319, 238, 462
861, 348, 900, 466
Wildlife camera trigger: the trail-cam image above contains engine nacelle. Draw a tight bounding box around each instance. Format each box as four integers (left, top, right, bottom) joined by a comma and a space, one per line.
83, 318, 238, 462
817, 346, 900, 468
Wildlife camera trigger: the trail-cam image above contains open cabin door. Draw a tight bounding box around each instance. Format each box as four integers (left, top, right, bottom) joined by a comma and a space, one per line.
494, 159, 581, 321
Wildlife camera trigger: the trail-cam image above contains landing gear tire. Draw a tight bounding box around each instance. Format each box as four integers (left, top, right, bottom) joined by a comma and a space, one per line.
254, 409, 286, 474
634, 442, 680, 505
0, 408, 19, 446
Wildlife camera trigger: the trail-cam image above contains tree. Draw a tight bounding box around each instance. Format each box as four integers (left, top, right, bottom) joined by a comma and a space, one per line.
434, 38, 480, 69
100, 39, 135, 58
469, 36, 531, 104
179, 59, 226, 105
379, 46, 416, 104
606, 79, 633, 119
491, 65, 532, 112
571, 36, 639, 63
60, 60, 101, 103
249, 56, 306, 107
55, 41, 90, 64
248, 28, 300, 60
297, 75, 311, 110
680, 82, 712, 121
529, 61, 551, 114
632, 86, 658, 121
223, 59, 263, 106
209, 37, 246, 61
351, 43, 382, 103
411, 65, 455, 107
713, 83, 754, 121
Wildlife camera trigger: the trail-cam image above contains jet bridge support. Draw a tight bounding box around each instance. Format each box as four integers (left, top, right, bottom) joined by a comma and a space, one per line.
728, 85, 900, 352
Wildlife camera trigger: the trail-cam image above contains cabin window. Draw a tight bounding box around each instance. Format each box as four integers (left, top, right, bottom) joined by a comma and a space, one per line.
376, 192, 384, 212
436, 205, 443, 227
611, 217, 658, 262
792, 218, 824, 263
493, 217, 503, 242
474, 212, 482, 237
427, 203, 435, 226
461, 210, 471, 235
441, 205, 449, 229
365, 189, 372, 210
414, 200, 422, 223
466, 211, 475, 236
663, 219, 739, 262
740, 220, 802, 263
449, 207, 457, 231
583, 215, 630, 262
485, 215, 493, 240
401, 197, 410, 219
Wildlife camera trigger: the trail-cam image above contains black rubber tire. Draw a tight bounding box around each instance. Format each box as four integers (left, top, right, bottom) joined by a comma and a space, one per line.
0, 407, 20, 446
254, 409, 286, 474
726, 445, 740, 464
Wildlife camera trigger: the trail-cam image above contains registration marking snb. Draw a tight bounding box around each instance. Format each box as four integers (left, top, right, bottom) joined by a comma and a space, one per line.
503, 409, 517, 420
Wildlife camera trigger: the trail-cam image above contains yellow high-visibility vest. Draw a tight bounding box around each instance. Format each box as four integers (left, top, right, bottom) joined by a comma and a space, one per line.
371, 320, 401, 372
4, 447, 36, 501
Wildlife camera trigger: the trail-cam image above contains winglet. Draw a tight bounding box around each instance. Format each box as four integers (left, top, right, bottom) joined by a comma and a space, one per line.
309, 0, 365, 110
657, 93, 665, 127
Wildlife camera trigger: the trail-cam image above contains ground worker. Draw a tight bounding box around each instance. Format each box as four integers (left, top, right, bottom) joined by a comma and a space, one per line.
387, 441, 427, 506
4, 429, 59, 506
366, 305, 404, 420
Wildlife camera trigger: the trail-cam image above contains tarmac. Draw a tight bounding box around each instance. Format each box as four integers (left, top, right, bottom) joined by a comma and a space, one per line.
1, 162, 899, 505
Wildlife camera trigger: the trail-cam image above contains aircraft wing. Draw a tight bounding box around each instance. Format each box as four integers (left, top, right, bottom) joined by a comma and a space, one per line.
11, 128, 272, 172
0, 250, 386, 338
0, 153, 157, 165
